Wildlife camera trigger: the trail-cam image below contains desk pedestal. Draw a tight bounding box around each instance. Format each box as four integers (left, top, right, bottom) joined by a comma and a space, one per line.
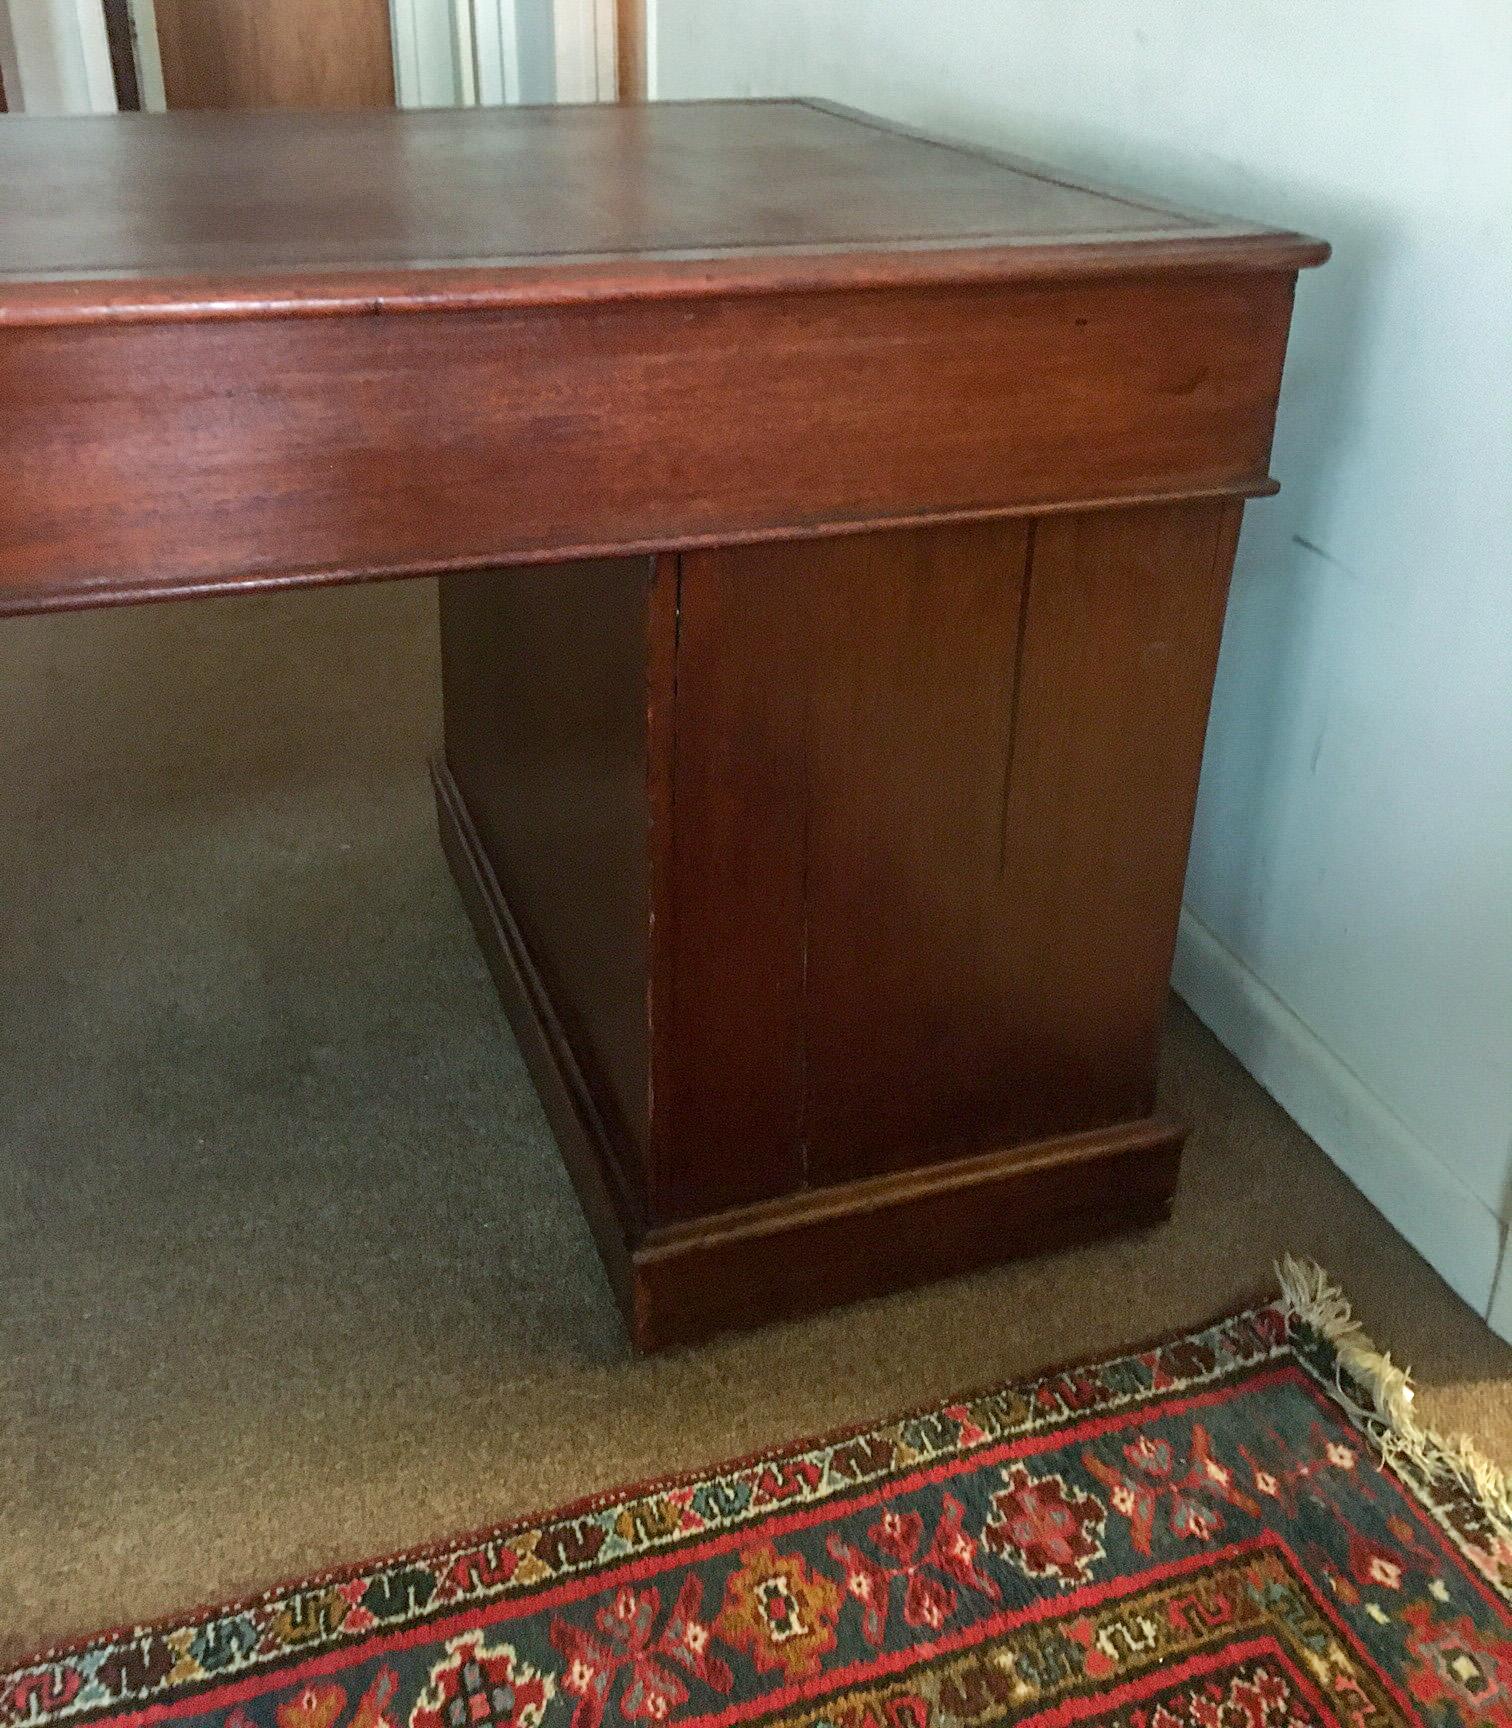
435, 500, 1240, 1349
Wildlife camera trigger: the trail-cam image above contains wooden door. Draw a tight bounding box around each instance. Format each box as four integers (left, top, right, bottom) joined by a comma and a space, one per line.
153, 0, 395, 110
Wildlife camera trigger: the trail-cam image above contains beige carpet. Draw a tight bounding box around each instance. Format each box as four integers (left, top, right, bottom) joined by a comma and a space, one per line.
1, 580, 1507, 1661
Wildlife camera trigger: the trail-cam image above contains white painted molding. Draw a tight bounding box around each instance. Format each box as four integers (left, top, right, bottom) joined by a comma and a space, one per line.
550, 0, 594, 101
553, 0, 611, 100
1172, 904, 1505, 1330
593, 0, 615, 97
394, 0, 548, 107
390, 0, 463, 107
73, 0, 116, 108
125, 0, 165, 110
471, 0, 522, 104
451, 0, 477, 104
644, 0, 658, 99
1, 0, 116, 112
390, 0, 420, 104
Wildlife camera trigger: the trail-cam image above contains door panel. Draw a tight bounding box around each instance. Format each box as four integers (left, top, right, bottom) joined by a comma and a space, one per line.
153, 0, 394, 110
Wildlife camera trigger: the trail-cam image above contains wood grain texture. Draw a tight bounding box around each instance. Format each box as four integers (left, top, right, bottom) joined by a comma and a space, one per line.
432, 755, 645, 1308
799, 523, 1034, 1184
0, 271, 1296, 616
0, 102, 1327, 326
439, 559, 657, 1181
652, 544, 812, 1216
434, 502, 1248, 1342
615, 0, 646, 101
153, 0, 394, 110
658, 522, 1041, 1211
991, 501, 1245, 1137
653, 508, 1238, 1204
631, 1120, 1183, 1350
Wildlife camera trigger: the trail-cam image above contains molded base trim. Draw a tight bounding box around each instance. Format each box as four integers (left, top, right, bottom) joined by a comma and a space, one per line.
431, 753, 646, 1318
1173, 904, 1504, 1329
435, 753, 1184, 1351
632, 1121, 1182, 1350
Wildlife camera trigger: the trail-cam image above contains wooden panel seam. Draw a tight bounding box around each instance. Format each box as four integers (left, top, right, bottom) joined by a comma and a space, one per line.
997, 518, 1038, 876
646, 550, 681, 1212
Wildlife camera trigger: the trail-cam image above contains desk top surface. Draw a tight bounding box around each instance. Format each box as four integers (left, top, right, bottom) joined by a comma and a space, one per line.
0, 99, 1325, 325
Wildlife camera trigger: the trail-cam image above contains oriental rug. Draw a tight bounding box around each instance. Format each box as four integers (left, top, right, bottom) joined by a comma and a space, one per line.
6, 1260, 1511, 1728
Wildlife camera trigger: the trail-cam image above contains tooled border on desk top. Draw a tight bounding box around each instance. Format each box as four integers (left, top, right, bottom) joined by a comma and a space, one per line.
0, 101, 1328, 329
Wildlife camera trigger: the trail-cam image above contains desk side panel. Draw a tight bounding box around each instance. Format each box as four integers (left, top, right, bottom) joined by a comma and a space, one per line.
0, 272, 1297, 613
654, 503, 1240, 1216
438, 558, 654, 1188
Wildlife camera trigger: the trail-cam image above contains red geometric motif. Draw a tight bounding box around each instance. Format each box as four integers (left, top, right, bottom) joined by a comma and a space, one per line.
550, 1576, 731, 1728
1143, 1661, 1312, 1728
1236, 1422, 1364, 1520
826, 1496, 1001, 1641
714, 1542, 842, 1680
1402, 1599, 1512, 1727
983, 1462, 1107, 1584
410, 1637, 551, 1728
1084, 1423, 1262, 1553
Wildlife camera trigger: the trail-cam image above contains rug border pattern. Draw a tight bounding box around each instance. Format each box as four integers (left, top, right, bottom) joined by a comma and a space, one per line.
2, 1303, 1292, 1723
3, 1280, 1505, 1728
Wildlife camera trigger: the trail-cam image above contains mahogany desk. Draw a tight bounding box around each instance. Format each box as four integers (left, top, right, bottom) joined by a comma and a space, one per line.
0, 101, 1326, 1349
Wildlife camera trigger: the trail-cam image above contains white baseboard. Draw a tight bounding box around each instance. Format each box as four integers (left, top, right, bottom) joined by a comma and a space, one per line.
1172, 905, 1506, 1330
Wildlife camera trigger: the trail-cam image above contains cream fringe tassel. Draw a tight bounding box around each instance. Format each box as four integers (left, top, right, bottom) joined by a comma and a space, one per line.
1277, 1253, 1512, 1547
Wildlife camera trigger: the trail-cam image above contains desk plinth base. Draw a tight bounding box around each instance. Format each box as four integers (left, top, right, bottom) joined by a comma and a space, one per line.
434, 755, 1182, 1352
436, 504, 1241, 1351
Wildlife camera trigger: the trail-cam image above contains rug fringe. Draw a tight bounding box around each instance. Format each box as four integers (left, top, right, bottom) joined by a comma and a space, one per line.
1277, 1253, 1512, 1542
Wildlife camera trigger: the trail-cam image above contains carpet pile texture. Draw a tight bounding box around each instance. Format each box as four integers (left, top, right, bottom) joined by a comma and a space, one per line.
3, 1276, 1509, 1728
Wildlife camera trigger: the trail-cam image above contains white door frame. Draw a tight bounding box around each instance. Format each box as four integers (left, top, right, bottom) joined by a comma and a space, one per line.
124, 0, 164, 108
0, 0, 117, 113
390, 0, 465, 106
467, 0, 521, 104
549, 0, 614, 102
395, 0, 617, 106
643, 0, 656, 99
